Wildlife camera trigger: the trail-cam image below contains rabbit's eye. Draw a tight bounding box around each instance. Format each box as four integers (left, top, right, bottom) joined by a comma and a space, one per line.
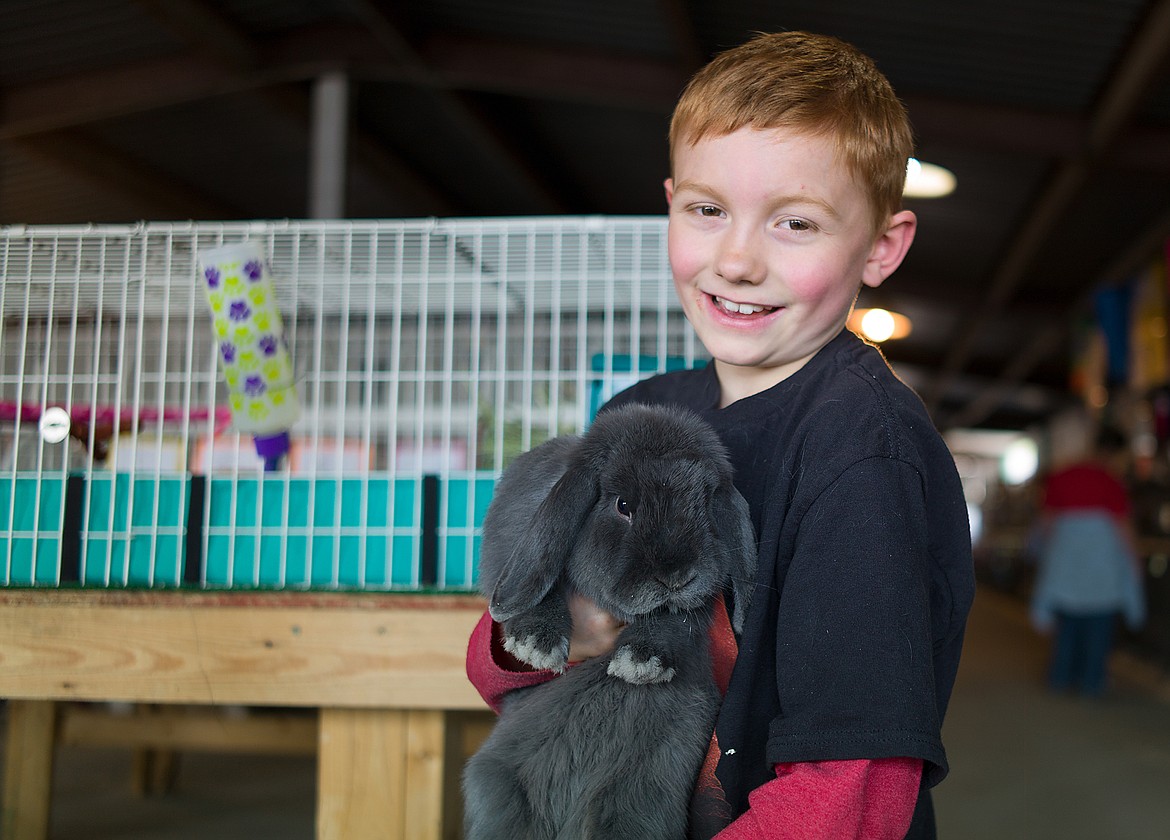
615, 497, 632, 519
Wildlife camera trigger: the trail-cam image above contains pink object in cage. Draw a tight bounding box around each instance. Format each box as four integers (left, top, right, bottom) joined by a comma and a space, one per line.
0, 401, 233, 429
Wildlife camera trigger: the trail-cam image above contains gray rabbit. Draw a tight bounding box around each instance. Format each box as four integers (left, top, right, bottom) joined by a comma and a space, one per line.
463, 403, 757, 840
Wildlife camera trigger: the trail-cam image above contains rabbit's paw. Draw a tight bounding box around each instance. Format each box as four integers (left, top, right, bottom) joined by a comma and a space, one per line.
503, 631, 570, 673
607, 645, 676, 685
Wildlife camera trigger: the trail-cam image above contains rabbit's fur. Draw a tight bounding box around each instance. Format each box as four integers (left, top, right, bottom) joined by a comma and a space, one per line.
463, 403, 757, 840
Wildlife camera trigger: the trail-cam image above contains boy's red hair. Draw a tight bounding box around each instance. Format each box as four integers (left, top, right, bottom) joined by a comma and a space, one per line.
669, 31, 914, 233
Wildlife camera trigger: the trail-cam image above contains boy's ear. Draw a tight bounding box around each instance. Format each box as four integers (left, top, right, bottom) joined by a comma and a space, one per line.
664, 177, 675, 207
861, 210, 917, 289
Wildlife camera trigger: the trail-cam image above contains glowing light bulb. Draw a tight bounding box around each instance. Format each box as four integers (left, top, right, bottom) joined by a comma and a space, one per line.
860, 308, 896, 342
904, 158, 956, 198
847, 307, 912, 342
1001, 438, 1039, 485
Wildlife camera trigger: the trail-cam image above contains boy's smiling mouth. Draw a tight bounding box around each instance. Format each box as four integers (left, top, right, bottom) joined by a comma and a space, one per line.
712, 295, 777, 316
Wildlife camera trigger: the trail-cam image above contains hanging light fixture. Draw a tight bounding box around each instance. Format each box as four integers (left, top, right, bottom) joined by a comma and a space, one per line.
904, 158, 956, 198
847, 307, 912, 343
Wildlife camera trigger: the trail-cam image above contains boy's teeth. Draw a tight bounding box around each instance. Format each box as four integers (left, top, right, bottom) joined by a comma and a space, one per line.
716, 297, 772, 315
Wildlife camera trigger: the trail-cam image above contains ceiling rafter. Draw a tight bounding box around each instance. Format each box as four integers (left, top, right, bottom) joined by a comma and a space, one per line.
923, 0, 1170, 427
135, 0, 455, 216
134, 0, 257, 68
654, 0, 709, 72
418, 32, 688, 112
341, 0, 564, 213
5, 26, 1169, 173
418, 33, 1170, 167
10, 131, 240, 220
0, 53, 275, 140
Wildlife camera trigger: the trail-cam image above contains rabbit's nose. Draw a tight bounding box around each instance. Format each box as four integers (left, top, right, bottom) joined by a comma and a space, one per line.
658, 570, 698, 591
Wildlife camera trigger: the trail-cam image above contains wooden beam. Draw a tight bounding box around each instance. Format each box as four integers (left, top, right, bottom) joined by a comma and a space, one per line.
419, 32, 687, 112
0, 11, 455, 217
132, 0, 257, 69
0, 53, 271, 140
655, 0, 708, 71
0, 590, 488, 709
58, 705, 318, 755
342, 0, 564, 212
10, 132, 240, 220
3, 24, 1167, 171
417, 33, 1170, 169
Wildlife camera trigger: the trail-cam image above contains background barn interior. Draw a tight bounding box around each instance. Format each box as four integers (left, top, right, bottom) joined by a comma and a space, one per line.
4, 1, 1170, 838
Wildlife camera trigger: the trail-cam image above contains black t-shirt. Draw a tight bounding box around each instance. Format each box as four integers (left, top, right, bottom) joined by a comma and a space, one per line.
604, 330, 975, 833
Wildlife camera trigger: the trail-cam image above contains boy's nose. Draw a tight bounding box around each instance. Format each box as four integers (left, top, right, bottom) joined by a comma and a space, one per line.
714, 232, 766, 285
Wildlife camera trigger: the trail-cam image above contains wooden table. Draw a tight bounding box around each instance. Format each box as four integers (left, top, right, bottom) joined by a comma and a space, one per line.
0, 589, 491, 840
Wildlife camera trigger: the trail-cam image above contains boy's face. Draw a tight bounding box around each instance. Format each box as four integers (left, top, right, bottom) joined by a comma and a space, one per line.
665, 126, 915, 404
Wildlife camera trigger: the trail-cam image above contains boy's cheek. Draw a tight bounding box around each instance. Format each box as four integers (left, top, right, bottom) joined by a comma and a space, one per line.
666, 238, 705, 287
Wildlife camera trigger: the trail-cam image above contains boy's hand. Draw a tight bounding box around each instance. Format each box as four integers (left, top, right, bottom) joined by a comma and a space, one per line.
567, 593, 626, 662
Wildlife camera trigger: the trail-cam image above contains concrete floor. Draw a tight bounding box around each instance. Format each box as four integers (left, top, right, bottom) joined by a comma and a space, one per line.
8, 585, 1170, 839
934, 588, 1170, 839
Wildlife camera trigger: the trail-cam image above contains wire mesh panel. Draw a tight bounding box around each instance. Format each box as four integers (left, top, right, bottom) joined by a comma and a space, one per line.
0, 218, 704, 591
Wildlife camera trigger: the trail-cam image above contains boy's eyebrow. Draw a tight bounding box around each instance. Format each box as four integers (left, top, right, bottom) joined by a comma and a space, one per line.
671, 179, 726, 200
672, 179, 841, 220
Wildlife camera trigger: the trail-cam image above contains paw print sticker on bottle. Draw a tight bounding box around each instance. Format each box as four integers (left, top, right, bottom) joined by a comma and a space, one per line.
199, 241, 301, 470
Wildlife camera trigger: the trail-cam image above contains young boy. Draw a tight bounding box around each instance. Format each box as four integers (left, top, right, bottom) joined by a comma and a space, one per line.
467, 30, 974, 839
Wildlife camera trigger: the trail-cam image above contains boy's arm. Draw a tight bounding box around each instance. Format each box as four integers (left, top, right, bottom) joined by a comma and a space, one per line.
714, 757, 922, 840
465, 609, 555, 712
466, 593, 629, 712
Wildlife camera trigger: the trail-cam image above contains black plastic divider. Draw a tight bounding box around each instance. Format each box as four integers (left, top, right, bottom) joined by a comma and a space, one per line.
184, 475, 206, 585
59, 474, 85, 584
420, 474, 440, 586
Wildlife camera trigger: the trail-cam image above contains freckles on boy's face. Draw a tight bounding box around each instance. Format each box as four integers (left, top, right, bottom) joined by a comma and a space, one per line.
665, 126, 887, 394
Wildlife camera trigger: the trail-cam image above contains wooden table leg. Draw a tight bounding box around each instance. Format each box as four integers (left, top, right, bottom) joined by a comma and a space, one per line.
317, 708, 446, 840
2, 700, 57, 840
403, 710, 446, 839
441, 710, 496, 840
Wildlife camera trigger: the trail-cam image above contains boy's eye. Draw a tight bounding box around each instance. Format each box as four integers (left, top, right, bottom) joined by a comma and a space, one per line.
696, 205, 723, 217
780, 218, 813, 232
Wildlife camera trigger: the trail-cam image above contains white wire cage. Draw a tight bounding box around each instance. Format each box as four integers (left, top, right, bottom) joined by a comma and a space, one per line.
0, 217, 705, 591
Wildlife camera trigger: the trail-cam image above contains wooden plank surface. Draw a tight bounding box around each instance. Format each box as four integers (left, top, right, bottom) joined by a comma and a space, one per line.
1, 700, 56, 840
0, 590, 488, 709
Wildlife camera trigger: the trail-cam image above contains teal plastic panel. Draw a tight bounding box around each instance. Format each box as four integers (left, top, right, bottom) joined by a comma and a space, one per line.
82, 473, 188, 587
439, 473, 496, 588
204, 475, 421, 588
0, 474, 65, 585
1, 471, 490, 591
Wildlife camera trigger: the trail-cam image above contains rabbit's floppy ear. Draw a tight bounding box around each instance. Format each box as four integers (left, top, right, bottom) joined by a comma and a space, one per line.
711, 483, 758, 634
488, 459, 600, 623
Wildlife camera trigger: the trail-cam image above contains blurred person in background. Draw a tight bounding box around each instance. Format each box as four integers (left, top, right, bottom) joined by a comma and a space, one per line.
1030, 426, 1146, 698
